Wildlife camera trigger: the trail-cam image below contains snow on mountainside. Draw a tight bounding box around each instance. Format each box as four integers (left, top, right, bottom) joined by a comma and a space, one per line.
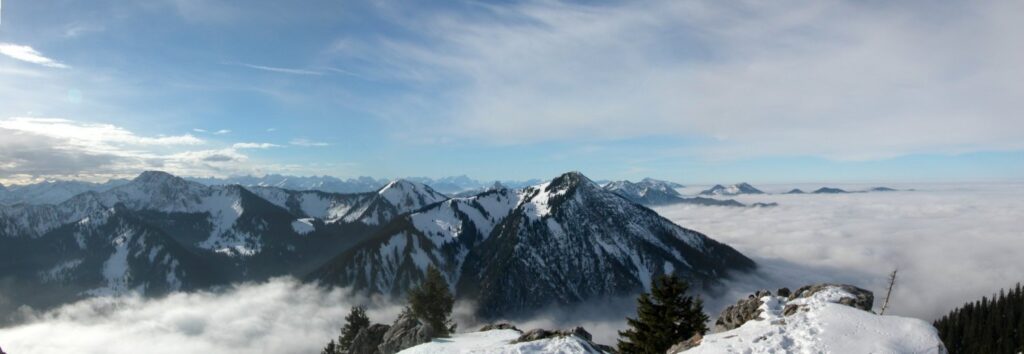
399, 329, 606, 354
0, 204, 221, 309
312, 171, 756, 318
246, 186, 374, 223
699, 183, 764, 196
1, 170, 458, 314
681, 285, 946, 353
310, 187, 518, 295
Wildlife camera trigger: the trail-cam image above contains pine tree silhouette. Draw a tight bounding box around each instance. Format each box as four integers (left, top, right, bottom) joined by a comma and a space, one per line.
338, 306, 370, 351
408, 265, 456, 337
618, 274, 709, 354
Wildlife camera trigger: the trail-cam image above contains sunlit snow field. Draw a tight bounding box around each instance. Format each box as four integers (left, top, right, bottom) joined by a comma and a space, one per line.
0, 183, 1020, 353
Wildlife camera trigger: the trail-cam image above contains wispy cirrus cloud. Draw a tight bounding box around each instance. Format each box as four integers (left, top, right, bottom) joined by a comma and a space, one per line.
230, 62, 323, 76
289, 138, 329, 147
338, 0, 1024, 160
0, 43, 69, 69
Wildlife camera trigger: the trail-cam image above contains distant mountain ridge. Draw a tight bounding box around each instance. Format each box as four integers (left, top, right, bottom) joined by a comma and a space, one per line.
191, 175, 543, 195
0, 179, 129, 205
699, 183, 765, 196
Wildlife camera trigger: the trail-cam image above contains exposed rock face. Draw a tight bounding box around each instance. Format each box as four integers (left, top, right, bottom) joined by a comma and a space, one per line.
714, 289, 772, 332
513, 326, 593, 343
377, 312, 436, 354
666, 334, 703, 353
349, 324, 390, 354
790, 284, 873, 311
479, 323, 521, 332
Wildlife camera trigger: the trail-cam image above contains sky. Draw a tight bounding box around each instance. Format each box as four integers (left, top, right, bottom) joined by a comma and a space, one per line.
0, 0, 1022, 185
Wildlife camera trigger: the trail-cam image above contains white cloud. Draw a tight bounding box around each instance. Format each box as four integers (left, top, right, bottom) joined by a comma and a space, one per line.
213, 129, 231, 135
0, 43, 69, 69
193, 128, 207, 133
0, 117, 273, 183
347, 0, 1024, 160
232, 142, 281, 149
289, 138, 329, 147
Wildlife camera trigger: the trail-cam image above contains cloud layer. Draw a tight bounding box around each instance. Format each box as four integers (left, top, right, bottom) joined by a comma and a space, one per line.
657, 183, 1024, 322
0, 279, 405, 354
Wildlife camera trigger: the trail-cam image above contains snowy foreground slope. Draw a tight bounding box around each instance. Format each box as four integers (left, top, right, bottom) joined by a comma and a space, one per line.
681, 285, 946, 354
398, 329, 607, 354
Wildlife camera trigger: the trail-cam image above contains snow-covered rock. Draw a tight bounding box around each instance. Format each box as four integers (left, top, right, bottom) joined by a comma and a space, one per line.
398, 329, 609, 354
680, 284, 947, 354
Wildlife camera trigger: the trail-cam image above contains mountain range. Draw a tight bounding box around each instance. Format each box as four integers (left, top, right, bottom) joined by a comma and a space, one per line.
0, 171, 755, 320
0, 175, 545, 206
311, 172, 755, 318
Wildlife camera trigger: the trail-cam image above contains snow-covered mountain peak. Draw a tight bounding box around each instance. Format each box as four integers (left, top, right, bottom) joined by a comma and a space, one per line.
545, 171, 597, 192
133, 170, 188, 186
377, 179, 448, 214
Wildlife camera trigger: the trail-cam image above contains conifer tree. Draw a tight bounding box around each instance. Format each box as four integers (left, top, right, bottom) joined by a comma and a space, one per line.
408, 265, 456, 337
320, 339, 338, 354
338, 306, 370, 351
935, 282, 1024, 354
618, 274, 709, 354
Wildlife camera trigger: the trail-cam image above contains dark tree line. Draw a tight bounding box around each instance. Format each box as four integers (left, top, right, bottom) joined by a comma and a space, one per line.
934, 282, 1024, 354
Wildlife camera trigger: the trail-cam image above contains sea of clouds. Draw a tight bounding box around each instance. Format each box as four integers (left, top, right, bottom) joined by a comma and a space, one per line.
1, 183, 1021, 352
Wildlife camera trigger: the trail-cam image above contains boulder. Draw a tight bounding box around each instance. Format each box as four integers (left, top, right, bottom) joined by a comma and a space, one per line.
479, 323, 521, 332
377, 312, 437, 354
513, 326, 593, 343
790, 284, 874, 311
666, 334, 703, 353
349, 324, 390, 354
714, 289, 772, 332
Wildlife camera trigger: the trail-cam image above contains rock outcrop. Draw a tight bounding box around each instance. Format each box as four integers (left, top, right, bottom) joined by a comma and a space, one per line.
714, 289, 772, 332
677, 284, 945, 353
349, 324, 390, 354
790, 283, 873, 311
666, 334, 702, 353
478, 323, 521, 332
512, 326, 593, 343
377, 312, 437, 354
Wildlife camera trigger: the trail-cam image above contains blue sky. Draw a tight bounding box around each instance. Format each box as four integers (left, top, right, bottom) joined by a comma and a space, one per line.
0, 0, 1021, 185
